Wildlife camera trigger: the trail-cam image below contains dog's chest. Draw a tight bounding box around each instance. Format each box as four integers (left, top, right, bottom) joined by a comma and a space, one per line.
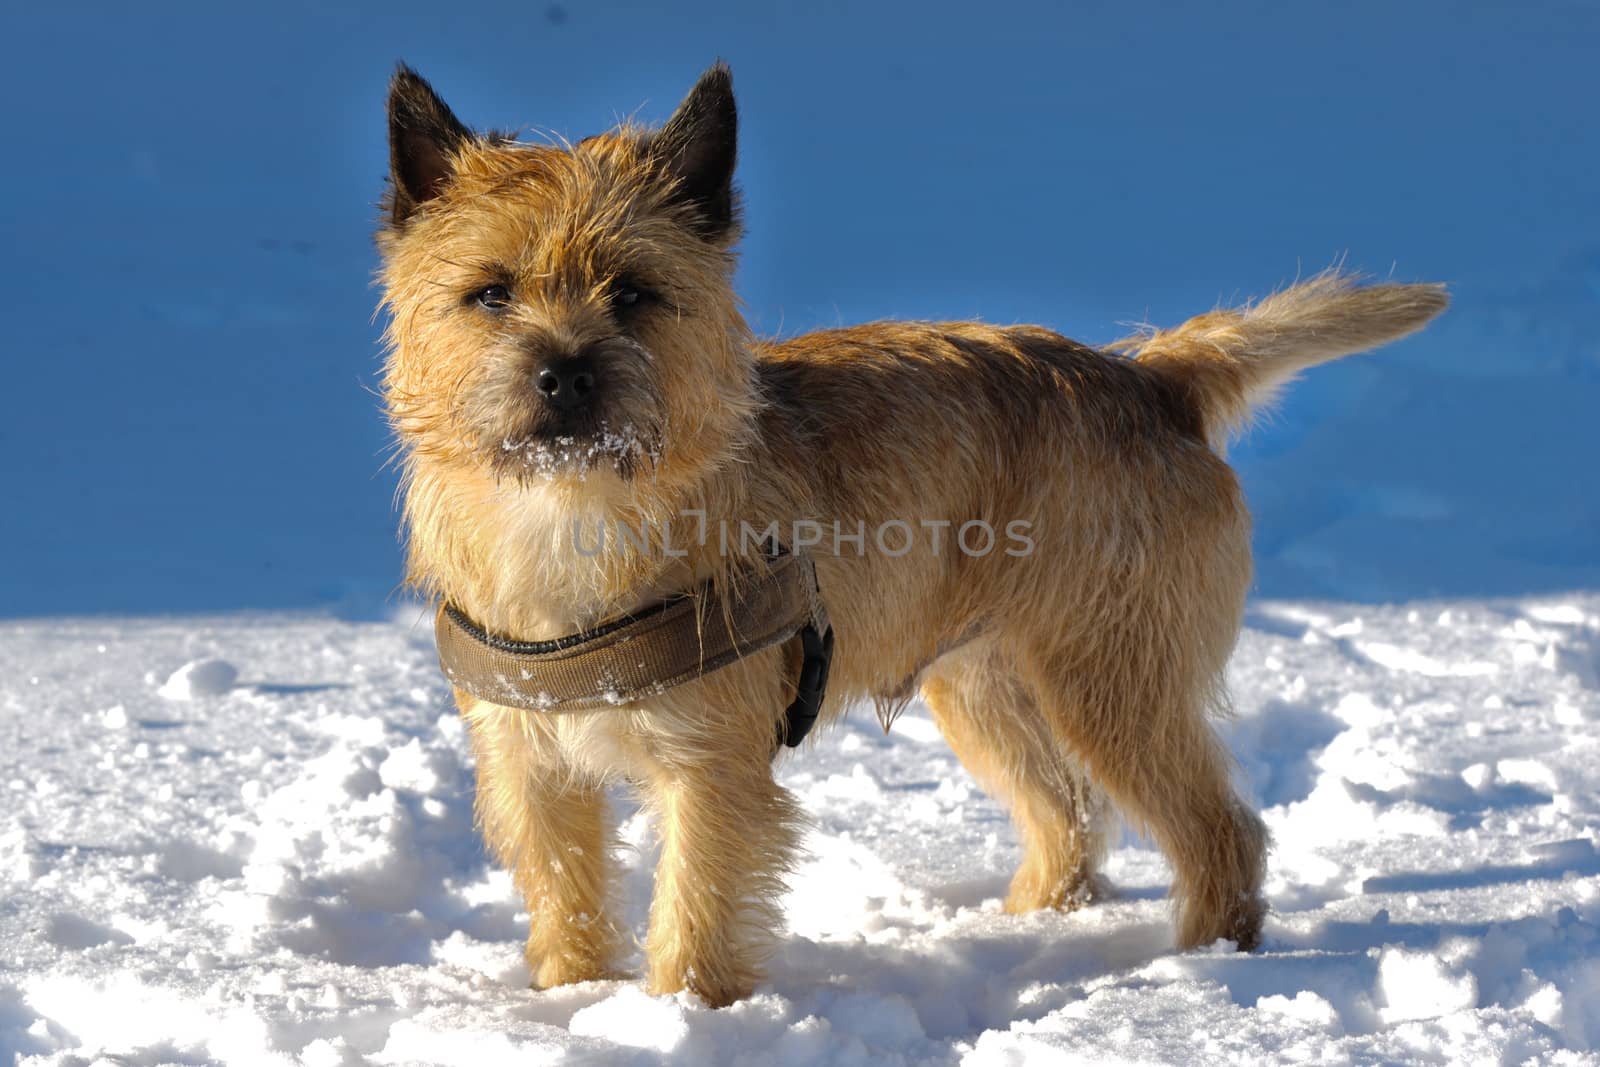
450, 487, 670, 637
467, 695, 645, 780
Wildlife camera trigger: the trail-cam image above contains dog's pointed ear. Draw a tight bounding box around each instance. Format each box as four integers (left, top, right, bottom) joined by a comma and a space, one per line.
387, 64, 474, 226
648, 62, 739, 243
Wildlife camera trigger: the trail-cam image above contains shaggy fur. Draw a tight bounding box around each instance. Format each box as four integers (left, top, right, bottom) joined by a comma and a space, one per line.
376, 61, 1447, 1007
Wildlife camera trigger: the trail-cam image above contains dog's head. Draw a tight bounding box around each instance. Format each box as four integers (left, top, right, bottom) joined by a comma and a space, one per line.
377, 64, 756, 494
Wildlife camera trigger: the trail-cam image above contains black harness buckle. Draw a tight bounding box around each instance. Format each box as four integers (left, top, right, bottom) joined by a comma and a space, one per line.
779, 621, 834, 748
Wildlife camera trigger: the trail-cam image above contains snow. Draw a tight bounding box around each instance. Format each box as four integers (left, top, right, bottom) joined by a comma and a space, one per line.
159, 659, 241, 701
3, 597, 1599, 1064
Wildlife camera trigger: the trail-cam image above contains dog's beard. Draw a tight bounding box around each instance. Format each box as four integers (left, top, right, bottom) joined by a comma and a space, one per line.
493, 420, 661, 482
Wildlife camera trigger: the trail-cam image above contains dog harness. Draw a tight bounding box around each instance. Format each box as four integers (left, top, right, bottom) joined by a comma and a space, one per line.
434, 547, 834, 748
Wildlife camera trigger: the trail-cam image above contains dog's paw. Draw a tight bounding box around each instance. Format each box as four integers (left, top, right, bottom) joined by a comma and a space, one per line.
1004, 864, 1107, 915
1174, 891, 1267, 953
531, 953, 625, 991
646, 960, 756, 1009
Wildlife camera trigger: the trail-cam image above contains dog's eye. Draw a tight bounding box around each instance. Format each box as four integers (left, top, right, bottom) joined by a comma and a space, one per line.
610, 279, 658, 314
473, 284, 512, 310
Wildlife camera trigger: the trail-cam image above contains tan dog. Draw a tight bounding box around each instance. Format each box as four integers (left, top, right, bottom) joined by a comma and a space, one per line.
377, 61, 1446, 1007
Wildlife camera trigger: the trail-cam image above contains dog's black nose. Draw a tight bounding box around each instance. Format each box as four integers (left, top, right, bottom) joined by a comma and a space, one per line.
534, 356, 597, 412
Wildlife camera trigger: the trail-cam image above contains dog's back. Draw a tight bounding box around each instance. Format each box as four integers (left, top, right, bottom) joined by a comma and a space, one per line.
761, 270, 1447, 458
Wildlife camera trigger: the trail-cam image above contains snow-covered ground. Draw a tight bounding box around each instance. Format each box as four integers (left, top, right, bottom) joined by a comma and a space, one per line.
4, 595, 1598, 1065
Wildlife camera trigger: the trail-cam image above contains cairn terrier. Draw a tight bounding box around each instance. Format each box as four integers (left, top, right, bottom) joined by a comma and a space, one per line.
377, 61, 1446, 1007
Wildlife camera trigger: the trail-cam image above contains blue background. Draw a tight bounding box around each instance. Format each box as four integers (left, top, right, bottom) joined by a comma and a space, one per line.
2, 0, 1596, 617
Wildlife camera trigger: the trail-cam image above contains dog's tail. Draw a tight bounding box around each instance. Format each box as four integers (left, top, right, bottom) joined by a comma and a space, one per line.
1112, 270, 1448, 446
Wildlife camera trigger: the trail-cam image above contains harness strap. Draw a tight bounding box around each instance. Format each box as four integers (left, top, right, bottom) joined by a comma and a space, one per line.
435, 550, 832, 747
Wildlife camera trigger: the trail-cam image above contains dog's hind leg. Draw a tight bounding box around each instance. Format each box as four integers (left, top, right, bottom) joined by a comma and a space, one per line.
1017, 630, 1268, 951
922, 648, 1109, 914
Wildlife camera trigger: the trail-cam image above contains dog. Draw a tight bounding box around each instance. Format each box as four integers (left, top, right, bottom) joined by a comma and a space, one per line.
376, 61, 1446, 1007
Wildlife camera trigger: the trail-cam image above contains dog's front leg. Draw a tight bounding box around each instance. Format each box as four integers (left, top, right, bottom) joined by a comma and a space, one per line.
461, 699, 621, 989
639, 714, 803, 1007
